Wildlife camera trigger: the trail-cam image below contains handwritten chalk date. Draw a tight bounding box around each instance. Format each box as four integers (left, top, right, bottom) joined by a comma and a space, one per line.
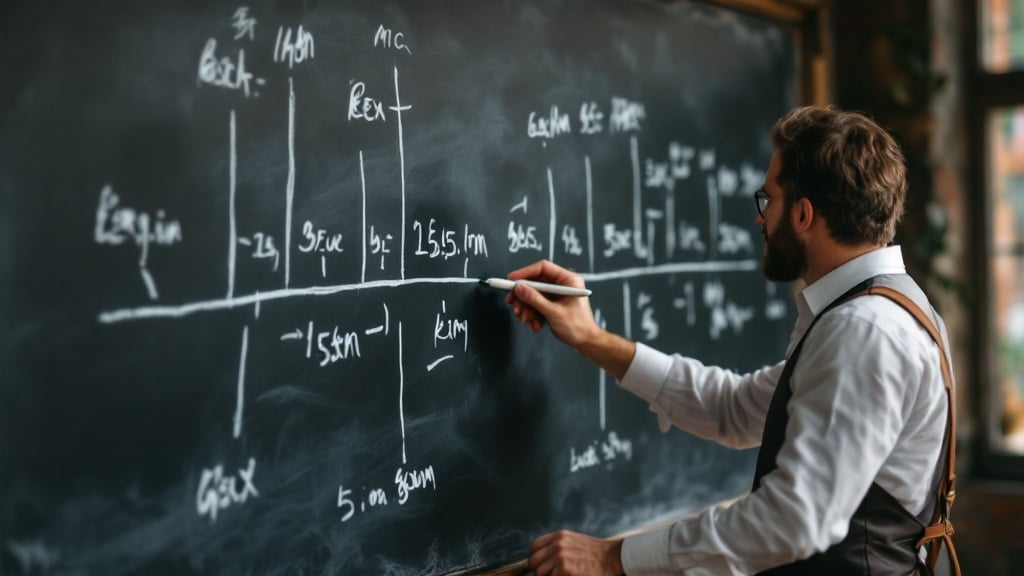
413, 219, 488, 260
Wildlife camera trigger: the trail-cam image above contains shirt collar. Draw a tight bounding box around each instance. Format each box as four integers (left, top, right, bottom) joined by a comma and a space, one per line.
798, 245, 907, 316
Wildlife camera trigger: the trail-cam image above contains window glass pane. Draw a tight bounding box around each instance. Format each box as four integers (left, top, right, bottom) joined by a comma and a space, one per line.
989, 107, 1024, 452
981, 0, 1024, 72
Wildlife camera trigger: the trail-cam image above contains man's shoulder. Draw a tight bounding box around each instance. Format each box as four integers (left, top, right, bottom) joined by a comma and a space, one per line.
869, 273, 929, 303
822, 287, 938, 355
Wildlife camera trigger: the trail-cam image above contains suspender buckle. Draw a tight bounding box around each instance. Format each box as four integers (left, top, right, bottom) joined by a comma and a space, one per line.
943, 519, 955, 537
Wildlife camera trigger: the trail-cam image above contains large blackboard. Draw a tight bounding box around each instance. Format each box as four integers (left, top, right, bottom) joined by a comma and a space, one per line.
0, 1, 797, 574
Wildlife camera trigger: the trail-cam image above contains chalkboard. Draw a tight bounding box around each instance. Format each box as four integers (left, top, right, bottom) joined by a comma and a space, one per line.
0, 1, 797, 574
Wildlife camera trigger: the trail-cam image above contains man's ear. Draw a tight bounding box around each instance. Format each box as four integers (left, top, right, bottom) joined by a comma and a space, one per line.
791, 197, 814, 233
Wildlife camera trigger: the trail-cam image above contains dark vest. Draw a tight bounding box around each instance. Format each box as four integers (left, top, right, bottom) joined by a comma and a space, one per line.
751, 277, 946, 576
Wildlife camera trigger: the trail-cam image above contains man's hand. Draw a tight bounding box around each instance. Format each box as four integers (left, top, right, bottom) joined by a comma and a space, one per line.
505, 260, 599, 349
506, 259, 636, 380
528, 530, 624, 576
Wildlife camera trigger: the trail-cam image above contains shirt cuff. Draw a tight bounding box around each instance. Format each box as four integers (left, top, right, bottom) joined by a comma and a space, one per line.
620, 343, 675, 433
622, 526, 675, 575
619, 342, 673, 404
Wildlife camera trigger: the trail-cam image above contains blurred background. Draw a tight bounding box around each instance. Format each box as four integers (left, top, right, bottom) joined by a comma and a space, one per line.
775, 0, 1024, 572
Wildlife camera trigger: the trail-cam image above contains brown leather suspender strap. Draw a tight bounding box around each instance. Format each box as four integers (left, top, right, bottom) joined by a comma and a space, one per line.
859, 286, 961, 576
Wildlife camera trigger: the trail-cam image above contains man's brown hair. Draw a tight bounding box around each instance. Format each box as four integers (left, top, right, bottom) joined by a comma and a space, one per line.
770, 106, 907, 246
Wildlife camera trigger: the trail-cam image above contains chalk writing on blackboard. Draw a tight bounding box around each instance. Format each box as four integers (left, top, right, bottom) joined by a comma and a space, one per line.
2, 2, 797, 573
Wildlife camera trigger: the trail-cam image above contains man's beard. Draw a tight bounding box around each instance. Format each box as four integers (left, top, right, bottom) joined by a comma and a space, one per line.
761, 213, 807, 282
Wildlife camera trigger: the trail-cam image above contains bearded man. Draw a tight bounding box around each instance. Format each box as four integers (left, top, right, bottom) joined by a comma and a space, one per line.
506, 106, 959, 576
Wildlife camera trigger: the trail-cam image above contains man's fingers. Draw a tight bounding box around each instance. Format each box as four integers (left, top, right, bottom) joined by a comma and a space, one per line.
529, 547, 558, 575
530, 531, 560, 553
508, 259, 584, 288
514, 284, 556, 315
512, 301, 545, 332
528, 533, 561, 574
532, 556, 559, 576
535, 259, 585, 288
514, 285, 558, 333
507, 259, 546, 282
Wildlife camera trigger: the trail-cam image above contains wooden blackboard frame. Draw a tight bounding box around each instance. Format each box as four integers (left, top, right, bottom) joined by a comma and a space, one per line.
702, 0, 831, 106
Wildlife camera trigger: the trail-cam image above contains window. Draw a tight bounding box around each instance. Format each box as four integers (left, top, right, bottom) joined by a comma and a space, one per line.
988, 107, 1024, 454
975, 0, 1024, 477
982, 0, 1024, 72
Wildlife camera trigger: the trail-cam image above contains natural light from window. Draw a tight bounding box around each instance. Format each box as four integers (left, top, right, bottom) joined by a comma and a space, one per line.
982, 0, 1024, 72
989, 107, 1024, 453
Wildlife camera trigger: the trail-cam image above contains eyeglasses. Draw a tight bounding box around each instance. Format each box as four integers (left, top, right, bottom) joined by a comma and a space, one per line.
754, 187, 770, 217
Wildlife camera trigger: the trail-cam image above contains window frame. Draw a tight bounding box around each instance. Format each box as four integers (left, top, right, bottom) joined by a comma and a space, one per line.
968, 0, 1024, 480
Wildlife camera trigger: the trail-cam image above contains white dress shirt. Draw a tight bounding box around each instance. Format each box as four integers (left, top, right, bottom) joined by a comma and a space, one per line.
618, 246, 950, 575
